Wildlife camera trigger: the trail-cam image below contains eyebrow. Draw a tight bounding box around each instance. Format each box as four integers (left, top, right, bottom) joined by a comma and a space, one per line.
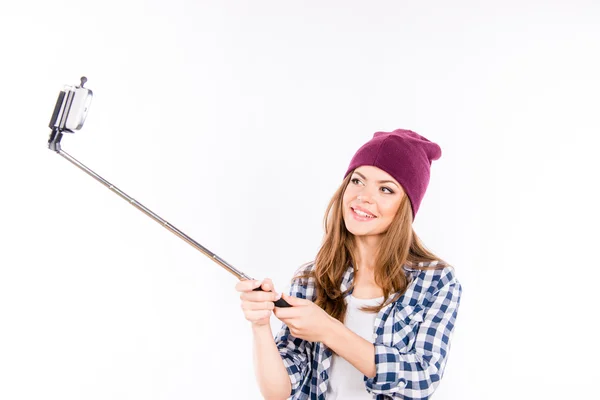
353, 171, 399, 188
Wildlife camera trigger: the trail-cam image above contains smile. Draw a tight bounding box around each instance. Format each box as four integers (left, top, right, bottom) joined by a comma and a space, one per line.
351, 207, 376, 221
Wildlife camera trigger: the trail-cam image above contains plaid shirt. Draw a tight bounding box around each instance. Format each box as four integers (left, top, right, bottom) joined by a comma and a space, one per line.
274, 261, 462, 400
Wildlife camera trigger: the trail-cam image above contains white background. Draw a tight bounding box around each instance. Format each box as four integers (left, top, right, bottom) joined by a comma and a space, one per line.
1, 1, 599, 399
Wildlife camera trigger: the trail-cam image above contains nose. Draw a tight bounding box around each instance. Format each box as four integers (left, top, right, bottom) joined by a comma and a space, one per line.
356, 190, 374, 203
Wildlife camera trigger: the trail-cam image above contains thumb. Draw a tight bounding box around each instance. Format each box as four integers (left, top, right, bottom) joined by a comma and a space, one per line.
281, 292, 309, 306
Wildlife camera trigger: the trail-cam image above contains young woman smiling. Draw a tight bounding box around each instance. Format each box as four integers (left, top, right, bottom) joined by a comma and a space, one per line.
236, 129, 462, 400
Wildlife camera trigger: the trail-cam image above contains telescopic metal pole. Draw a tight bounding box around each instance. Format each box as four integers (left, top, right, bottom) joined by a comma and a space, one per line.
47, 127, 290, 307
57, 147, 252, 281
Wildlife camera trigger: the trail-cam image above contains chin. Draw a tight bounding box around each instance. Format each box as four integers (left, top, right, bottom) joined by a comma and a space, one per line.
344, 220, 375, 237
344, 216, 388, 238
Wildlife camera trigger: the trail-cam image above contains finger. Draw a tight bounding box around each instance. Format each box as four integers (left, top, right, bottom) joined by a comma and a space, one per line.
241, 301, 275, 311
273, 307, 301, 319
244, 309, 272, 322
235, 279, 263, 292
260, 278, 275, 292
277, 318, 300, 336
240, 291, 281, 303
279, 293, 309, 306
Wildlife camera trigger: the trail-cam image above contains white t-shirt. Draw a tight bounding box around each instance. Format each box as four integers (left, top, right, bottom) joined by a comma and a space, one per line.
326, 294, 384, 400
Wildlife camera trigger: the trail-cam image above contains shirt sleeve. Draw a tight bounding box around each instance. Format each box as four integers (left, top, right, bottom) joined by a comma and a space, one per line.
365, 277, 462, 399
273, 266, 314, 398
274, 322, 311, 398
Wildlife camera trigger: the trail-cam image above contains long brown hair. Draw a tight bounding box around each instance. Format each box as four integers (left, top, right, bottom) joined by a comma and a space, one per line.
296, 171, 447, 323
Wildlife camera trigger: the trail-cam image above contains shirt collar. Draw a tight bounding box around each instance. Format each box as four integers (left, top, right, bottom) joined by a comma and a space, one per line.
339, 262, 418, 299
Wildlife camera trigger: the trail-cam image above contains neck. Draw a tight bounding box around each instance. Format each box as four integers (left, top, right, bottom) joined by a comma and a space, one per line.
351, 235, 385, 298
352, 234, 382, 272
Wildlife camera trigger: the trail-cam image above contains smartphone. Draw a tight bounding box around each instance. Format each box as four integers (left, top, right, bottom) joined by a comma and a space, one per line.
49, 78, 93, 133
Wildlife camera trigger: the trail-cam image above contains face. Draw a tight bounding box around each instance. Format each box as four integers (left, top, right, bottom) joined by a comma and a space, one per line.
342, 165, 405, 238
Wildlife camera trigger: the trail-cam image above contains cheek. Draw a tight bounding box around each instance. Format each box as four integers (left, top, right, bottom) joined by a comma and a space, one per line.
342, 189, 354, 208
379, 199, 401, 219
344, 184, 362, 197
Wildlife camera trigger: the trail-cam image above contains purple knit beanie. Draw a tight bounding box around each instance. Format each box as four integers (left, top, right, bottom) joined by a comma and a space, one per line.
344, 129, 442, 220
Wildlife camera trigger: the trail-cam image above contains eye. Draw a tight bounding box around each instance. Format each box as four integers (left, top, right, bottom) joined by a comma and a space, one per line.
381, 186, 394, 194
351, 178, 362, 185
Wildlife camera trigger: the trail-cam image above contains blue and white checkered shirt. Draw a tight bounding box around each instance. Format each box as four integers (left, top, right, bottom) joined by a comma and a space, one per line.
274, 261, 462, 400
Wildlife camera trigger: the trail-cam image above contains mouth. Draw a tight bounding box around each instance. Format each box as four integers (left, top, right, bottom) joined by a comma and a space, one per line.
350, 206, 377, 221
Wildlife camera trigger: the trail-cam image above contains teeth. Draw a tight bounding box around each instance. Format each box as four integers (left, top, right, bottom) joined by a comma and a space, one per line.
354, 208, 374, 218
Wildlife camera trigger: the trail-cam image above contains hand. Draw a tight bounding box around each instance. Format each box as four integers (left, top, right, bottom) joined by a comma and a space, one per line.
235, 278, 282, 327
273, 293, 340, 343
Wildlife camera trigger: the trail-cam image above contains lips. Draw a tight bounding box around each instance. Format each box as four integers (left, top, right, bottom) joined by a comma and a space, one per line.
351, 205, 376, 218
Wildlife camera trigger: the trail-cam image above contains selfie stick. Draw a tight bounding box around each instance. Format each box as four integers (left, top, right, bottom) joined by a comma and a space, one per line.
47, 77, 290, 308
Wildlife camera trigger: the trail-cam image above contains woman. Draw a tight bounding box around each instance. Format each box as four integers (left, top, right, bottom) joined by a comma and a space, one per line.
236, 129, 462, 400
